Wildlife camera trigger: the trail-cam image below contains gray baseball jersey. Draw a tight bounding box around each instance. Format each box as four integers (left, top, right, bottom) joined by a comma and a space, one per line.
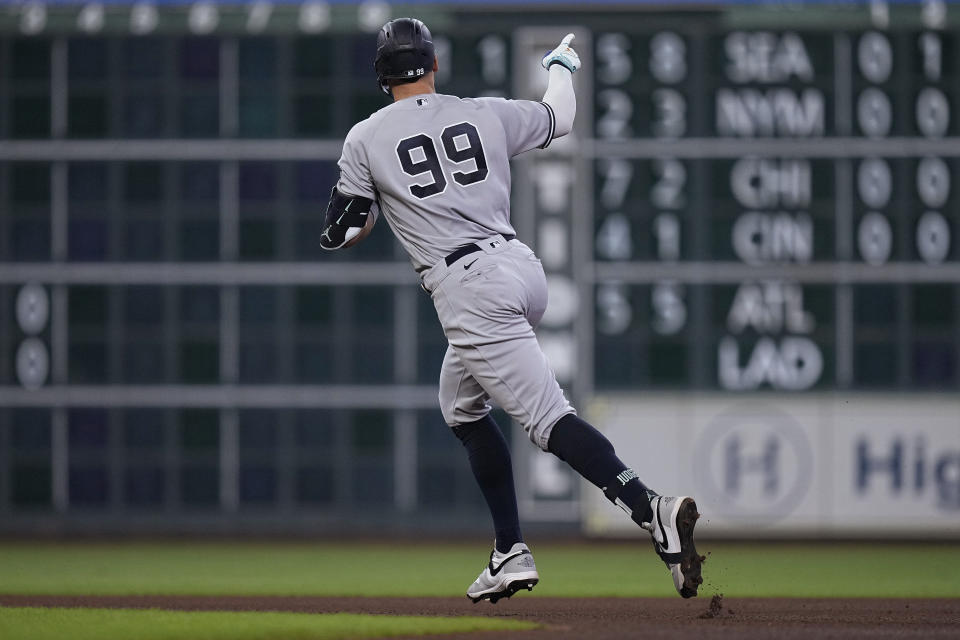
336, 93, 556, 272
336, 92, 574, 448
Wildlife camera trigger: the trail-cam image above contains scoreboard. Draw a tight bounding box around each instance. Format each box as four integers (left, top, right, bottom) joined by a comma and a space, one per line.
0, 0, 958, 523
585, 14, 959, 395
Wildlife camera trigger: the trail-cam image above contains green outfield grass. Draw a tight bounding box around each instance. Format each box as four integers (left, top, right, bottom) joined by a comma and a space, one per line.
0, 607, 535, 640
1, 541, 958, 598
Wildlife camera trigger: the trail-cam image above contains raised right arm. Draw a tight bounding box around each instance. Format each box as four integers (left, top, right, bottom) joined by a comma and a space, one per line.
540, 33, 580, 139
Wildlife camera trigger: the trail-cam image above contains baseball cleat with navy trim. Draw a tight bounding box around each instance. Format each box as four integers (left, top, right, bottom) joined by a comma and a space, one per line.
466, 542, 539, 604
642, 495, 704, 598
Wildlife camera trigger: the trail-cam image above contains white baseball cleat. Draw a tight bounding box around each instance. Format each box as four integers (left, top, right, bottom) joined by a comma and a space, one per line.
642, 495, 704, 598
466, 542, 539, 604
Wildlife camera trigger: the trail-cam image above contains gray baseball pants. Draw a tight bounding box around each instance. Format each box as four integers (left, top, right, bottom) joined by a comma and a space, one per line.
421, 234, 575, 451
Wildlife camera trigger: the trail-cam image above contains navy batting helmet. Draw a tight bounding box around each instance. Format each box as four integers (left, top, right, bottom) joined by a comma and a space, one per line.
374, 18, 435, 95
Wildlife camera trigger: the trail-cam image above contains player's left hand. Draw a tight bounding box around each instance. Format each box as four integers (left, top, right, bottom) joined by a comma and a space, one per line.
542, 33, 580, 73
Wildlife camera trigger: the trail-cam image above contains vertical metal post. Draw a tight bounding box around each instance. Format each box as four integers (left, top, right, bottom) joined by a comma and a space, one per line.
164, 408, 179, 514
51, 38, 67, 138
573, 33, 596, 405
50, 160, 69, 391
0, 163, 7, 374
219, 411, 239, 512
689, 31, 710, 389
219, 37, 240, 513
0, 39, 8, 138
51, 410, 69, 512
50, 37, 69, 514
220, 38, 239, 139
834, 33, 854, 389
893, 31, 912, 389
0, 412, 8, 513
393, 281, 418, 512
332, 288, 353, 507
276, 411, 295, 513
834, 151, 854, 390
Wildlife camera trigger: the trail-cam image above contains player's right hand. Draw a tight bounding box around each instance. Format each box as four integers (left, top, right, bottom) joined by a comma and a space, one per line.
541, 33, 580, 73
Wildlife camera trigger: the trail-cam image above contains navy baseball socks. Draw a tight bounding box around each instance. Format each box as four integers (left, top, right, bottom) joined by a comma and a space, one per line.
452, 414, 523, 554
547, 413, 704, 598
454, 415, 541, 603
547, 413, 655, 525
455, 412, 655, 544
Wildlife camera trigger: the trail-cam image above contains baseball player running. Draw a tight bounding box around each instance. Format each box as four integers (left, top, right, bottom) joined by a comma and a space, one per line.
321, 18, 703, 602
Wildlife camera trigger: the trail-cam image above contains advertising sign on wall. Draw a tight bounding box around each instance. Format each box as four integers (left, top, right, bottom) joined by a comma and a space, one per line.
584, 395, 960, 537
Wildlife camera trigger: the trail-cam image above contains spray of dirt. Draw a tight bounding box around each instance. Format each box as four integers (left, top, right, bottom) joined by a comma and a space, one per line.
699, 593, 735, 619
700, 594, 723, 619
697, 550, 737, 619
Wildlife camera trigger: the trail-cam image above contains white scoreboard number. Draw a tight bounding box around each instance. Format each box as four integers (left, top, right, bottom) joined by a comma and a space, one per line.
593, 16, 956, 392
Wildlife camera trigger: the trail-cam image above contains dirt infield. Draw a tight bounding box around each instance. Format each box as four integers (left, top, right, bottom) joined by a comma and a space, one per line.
1, 594, 957, 639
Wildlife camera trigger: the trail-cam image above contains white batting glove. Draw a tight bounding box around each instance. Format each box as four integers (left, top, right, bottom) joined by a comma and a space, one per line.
542, 33, 580, 73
